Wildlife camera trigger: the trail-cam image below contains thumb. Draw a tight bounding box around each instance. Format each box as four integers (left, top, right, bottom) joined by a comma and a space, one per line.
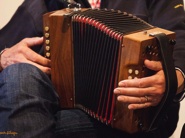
144, 59, 162, 71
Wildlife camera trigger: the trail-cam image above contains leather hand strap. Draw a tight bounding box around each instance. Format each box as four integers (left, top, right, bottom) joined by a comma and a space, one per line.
148, 33, 177, 131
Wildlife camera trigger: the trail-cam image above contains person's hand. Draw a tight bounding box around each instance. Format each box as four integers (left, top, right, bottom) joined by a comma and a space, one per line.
114, 59, 165, 110
0, 37, 51, 74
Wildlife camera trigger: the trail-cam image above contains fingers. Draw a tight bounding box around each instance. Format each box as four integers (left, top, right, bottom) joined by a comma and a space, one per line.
114, 60, 165, 110
114, 78, 164, 110
144, 59, 162, 71
16, 37, 51, 66
117, 95, 150, 104
26, 60, 51, 74
22, 48, 51, 67
118, 78, 154, 90
1, 37, 51, 74
117, 95, 162, 110
128, 103, 151, 110
114, 86, 156, 97
17, 37, 50, 66
117, 77, 164, 95
20, 37, 44, 48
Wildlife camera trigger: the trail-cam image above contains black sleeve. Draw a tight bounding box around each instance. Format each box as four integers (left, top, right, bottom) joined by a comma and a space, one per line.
147, 0, 185, 74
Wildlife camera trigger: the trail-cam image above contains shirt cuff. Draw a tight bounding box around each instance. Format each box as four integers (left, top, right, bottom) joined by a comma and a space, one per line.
174, 67, 185, 102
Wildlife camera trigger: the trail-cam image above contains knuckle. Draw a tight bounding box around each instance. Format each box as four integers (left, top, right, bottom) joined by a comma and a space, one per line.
16, 45, 24, 52
45, 68, 51, 74
157, 77, 165, 85
19, 38, 30, 48
138, 80, 144, 88
22, 38, 29, 42
156, 89, 165, 96
31, 55, 38, 62
45, 59, 51, 66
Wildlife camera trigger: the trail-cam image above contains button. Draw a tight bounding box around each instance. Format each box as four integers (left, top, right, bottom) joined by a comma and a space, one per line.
45, 40, 50, 45
46, 52, 50, 58
45, 33, 50, 38
45, 46, 50, 51
45, 26, 49, 31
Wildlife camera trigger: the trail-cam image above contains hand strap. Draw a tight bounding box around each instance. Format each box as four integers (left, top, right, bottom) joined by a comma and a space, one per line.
148, 33, 177, 131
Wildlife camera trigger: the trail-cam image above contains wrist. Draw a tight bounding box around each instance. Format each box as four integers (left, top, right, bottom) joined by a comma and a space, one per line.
0, 48, 7, 72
